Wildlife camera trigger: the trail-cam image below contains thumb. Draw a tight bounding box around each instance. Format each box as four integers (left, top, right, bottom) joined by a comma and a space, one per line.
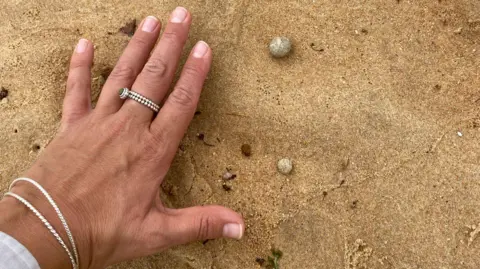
161, 205, 244, 246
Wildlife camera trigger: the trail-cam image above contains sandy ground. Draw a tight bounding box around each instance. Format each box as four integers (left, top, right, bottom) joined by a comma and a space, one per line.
1, 0, 480, 268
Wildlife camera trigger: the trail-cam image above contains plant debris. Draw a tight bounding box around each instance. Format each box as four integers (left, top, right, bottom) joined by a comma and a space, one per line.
0, 87, 9, 100
119, 19, 137, 37
266, 248, 283, 269
241, 144, 252, 157
222, 182, 233, 191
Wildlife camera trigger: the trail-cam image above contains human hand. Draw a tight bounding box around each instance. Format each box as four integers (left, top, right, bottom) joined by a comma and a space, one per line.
0, 7, 244, 269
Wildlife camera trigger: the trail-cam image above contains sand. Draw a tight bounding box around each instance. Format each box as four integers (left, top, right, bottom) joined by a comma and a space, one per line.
1, 0, 480, 268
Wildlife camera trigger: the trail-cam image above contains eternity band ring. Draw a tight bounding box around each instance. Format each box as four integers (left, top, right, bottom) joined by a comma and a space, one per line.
119, 88, 160, 113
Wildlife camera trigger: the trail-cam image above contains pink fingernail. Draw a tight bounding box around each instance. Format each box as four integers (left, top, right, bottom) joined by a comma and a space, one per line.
75, 39, 88, 53
223, 223, 243, 240
170, 7, 188, 23
193, 41, 209, 58
142, 16, 159, 33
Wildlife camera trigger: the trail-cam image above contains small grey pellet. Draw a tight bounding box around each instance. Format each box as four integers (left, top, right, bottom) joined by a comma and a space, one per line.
269, 37, 292, 58
277, 158, 293, 175
223, 172, 233, 180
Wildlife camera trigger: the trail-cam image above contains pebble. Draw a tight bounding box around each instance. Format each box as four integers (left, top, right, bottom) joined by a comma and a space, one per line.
277, 158, 293, 175
269, 37, 292, 58
222, 171, 236, 180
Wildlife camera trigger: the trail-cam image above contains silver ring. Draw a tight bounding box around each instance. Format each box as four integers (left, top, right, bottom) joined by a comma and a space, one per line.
119, 88, 160, 113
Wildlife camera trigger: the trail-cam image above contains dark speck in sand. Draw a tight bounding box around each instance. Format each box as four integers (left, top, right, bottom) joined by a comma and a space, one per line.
197, 133, 205, 140
32, 144, 41, 152
241, 144, 252, 157
255, 258, 265, 266
0, 87, 9, 100
120, 19, 137, 37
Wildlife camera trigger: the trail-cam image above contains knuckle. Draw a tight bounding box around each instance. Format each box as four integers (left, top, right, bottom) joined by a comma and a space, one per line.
144, 129, 169, 157
162, 31, 181, 45
67, 76, 88, 91
143, 58, 168, 77
69, 59, 87, 70
130, 35, 150, 48
196, 215, 212, 240
109, 63, 137, 82
169, 85, 196, 108
182, 65, 203, 78
107, 112, 134, 137
61, 109, 84, 126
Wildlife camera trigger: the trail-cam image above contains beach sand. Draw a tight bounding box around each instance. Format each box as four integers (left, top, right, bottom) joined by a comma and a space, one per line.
1, 0, 480, 268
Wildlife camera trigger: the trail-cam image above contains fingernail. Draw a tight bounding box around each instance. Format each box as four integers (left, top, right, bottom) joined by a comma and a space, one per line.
75, 39, 88, 53
223, 223, 243, 240
170, 7, 188, 23
193, 41, 209, 58
142, 16, 159, 32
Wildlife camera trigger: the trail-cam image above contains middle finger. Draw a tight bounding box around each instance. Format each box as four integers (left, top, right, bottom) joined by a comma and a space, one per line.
121, 7, 192, 121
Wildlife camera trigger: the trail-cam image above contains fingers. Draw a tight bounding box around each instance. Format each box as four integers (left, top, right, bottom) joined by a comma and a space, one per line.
95, 16, 162, 115
63, 39, 94, 126
121, 7, 191, 121
151, 205, 244, 248
150, 41, 212, 156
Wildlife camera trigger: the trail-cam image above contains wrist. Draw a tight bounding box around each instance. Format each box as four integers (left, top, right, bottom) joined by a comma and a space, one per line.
0, 193, 71, 269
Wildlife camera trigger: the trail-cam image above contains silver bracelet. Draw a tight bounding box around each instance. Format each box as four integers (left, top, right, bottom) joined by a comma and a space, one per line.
7, 177, 79, 269
4, 192, 78, 269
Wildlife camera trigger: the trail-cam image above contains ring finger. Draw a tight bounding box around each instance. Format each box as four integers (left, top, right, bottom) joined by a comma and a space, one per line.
95, 16, 162, 115
120, 7, 192, 122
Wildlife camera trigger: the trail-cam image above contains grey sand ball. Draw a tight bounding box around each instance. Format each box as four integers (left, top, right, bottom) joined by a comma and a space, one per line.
277, 158, 293, 175
269, 37, 292, 58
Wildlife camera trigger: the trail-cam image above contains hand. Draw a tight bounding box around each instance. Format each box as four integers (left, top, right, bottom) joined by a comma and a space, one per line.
0, 7, 244, 269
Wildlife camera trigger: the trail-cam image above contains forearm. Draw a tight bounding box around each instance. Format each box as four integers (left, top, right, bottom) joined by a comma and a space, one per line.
0, 195, 71, 269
